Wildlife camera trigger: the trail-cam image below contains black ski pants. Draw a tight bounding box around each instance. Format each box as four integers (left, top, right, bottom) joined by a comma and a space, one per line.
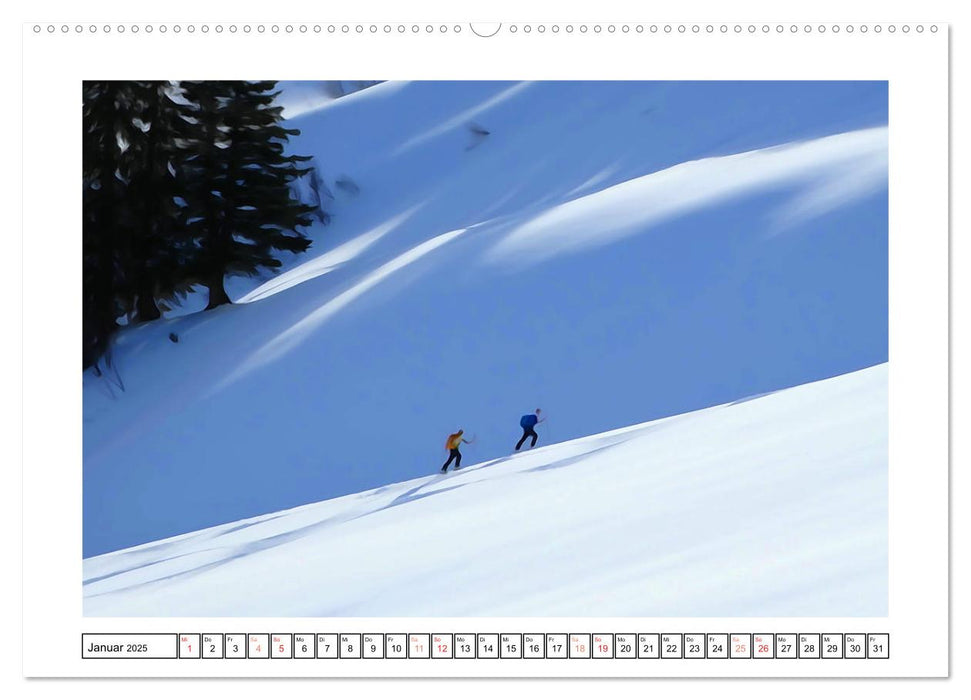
442, 448, 462, 471
516, 426, 538, 451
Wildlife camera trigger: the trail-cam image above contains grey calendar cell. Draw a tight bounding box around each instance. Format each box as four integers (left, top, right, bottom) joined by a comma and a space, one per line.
822, 634, 844, 659
270, 633, 292, 659
661, 634, 683, 659
614, 634, 637, 659
730, 634, 751, 659
546, 634, 568, 659
500, 634, 522, 659
845, 634, 867, 659
775, 634, 798, 659
454, 634, 476, 659
178, 633, 200, 659
799, 634, 821, 659
523, 634, 545, 659
684, 634, 705, 659
247, 634, 268, 659
868, 634, 890, 659
638, 634, 660, 659
592, 634, 613, 659
224, 634, 246, 659
293, 634, 314, 659
408, 634, 430, 658
707, 634, 728, 659
753, 634, 774, 659
339, 633, 361, 659
202, 634, 224, 659
385, 634, 407, 659
569, 634, 591, 659
362, 634, 384, 659
432, 634, 452, 659
316, 634, 338, 659
477, 634, 499, 659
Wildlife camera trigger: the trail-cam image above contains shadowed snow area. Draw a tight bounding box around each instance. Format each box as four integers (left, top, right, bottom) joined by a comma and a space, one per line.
84, 365, 887, 617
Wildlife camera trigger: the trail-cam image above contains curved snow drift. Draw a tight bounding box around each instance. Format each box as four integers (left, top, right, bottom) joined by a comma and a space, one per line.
489, 127, 888, 264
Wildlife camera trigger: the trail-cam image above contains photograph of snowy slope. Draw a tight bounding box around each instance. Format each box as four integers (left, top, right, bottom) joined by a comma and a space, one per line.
82, 81, 888, 617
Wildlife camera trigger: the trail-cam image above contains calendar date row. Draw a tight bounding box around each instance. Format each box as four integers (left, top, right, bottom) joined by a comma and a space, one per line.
82, 632, 889, 660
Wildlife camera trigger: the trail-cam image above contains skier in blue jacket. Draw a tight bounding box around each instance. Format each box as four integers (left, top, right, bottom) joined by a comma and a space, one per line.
516, 408, 545, 451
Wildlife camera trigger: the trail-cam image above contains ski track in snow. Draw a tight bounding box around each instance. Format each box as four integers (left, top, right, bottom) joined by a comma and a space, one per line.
84, 364, 887, 617
214, 226, 468, 392
391, 81, 534, 156
236, 205, 424, 304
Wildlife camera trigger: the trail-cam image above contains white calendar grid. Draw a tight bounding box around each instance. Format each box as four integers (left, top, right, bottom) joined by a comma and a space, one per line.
83, 632, 889, 660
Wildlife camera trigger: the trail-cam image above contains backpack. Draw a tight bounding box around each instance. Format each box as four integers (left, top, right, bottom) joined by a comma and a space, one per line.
520, 414, 537, 429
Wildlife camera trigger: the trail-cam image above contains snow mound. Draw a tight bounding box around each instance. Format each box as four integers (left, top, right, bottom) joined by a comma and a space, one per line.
84, 364, 887, 617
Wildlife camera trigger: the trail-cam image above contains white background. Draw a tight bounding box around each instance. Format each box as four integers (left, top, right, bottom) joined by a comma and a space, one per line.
6, 0, 966, 697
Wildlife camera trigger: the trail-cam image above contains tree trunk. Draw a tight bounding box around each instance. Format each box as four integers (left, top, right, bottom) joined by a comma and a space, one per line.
205, 272, 231, 309
135, 289, 161, 322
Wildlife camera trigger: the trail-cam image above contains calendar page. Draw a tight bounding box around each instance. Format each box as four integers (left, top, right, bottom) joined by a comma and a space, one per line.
20, 1, 950, 683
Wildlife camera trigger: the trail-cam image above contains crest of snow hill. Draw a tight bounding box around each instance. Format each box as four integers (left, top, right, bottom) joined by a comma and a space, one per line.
84, 365, 887, 617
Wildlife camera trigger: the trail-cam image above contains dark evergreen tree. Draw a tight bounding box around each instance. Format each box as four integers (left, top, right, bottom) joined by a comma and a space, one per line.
121, 81, 197, 322
83, 80, 197, 365
82, 81, 142, 367
83, 80, 322, 368
181, 81, 316, 309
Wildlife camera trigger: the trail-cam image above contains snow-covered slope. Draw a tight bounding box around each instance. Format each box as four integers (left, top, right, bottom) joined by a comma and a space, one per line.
84, 364, 886, 617
83, 81, 888, 558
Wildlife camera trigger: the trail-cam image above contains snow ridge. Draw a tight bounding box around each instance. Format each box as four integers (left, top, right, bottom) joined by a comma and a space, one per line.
84, 364, 887, 617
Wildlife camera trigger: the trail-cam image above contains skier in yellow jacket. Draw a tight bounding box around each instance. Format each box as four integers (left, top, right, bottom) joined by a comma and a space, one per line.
441, 429, 472, 473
